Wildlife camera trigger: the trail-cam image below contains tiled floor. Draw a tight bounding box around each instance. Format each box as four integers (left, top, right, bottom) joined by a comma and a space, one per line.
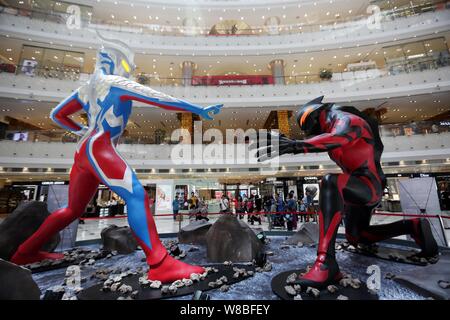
1, 212, 449, 246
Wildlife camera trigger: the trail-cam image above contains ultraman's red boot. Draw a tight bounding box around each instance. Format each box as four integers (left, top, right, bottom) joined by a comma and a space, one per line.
295, 253, 342, 289
147, 252, 205, 283
11, 251, 64, 265
135, 236, 204, 284
356, 218, 439, 258
295, 208, 343, 289
9, 207, 77, 265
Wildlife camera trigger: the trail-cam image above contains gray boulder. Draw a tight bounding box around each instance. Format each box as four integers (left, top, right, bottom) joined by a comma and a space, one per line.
283, 222, 319, 246
0, 258, 41, 299
101, 225, 137, 254
0, 201, 60, 260
178, 220, 212, 245
206, 214, 265, 263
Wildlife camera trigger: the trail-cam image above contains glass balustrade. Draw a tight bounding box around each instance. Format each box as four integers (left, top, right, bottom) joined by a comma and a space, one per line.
1, 1, 448, 37
2, 120, 449, 146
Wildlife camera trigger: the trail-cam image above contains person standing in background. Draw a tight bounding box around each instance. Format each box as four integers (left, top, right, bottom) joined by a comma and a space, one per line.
172, 194, 180, 221
255, 194, 262, 212
298, 198, 306, 223
190, 192, 198, 209
286, 193, 297, 231
219, 194, 230, 213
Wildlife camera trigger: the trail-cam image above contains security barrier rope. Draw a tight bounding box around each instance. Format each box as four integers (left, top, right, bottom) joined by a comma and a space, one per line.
79, 210, 450, 220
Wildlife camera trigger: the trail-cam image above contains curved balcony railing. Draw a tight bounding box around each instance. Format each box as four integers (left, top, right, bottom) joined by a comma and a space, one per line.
3, 54, 449, 86
2, 7, 449, 56
1, 65, 449, 109
1, 2, 449, 38
0, 10, 450, 57
3, 120, 450, 146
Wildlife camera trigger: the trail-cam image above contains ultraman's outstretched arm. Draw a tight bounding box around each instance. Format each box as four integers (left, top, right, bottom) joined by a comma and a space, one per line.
50, 90, 87, 136
111, 78, 222, 120
252, 113, 364, 161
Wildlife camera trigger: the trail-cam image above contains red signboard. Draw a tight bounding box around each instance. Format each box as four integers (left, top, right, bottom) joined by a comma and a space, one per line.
192, 75, 274, 86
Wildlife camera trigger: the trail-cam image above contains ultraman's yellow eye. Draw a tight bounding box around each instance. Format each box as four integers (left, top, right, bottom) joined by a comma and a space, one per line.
121, 59, 131, 73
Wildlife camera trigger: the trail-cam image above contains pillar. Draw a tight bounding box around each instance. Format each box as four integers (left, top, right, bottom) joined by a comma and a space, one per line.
180, 112, 193, 143
0, 178, 6, 189
269, 59, 285, 85
181, 61, 196, 86
277, 110, 290, 138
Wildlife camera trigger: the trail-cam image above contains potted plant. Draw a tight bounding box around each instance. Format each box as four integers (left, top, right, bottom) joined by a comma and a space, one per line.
319, 69, 333, 80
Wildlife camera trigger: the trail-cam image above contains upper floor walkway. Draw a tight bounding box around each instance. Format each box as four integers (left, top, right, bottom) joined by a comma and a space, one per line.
1, 65, 449, 108
1, 6, 449, 55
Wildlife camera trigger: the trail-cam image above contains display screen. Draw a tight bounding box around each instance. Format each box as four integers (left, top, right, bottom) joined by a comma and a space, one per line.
12, 132, 29, 141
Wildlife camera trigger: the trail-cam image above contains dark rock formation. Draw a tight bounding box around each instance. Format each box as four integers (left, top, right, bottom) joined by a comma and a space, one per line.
283, 222, 319, 246
0, 201, 60, 260
394, 252, 450, 300
101, 225, 137, 254
178, 220, 212, 245
0, 258, 41, 299
206, 215, 265, 263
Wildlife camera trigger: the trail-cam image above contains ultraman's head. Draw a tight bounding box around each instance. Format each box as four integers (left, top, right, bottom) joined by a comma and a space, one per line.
96, 33, 135, 78
296, 95, 329, 136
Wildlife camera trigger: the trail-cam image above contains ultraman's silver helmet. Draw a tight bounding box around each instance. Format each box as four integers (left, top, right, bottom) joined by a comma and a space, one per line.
96, 32, 135, 78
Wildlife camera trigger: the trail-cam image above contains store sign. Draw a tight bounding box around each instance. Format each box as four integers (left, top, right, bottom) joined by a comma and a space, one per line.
192, 75, 274, 86
41, 181, 65, 185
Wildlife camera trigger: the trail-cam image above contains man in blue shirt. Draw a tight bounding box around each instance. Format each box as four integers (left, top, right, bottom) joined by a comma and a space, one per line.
172, 194, 180, 221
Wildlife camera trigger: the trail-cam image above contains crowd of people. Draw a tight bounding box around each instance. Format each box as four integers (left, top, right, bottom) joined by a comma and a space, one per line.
172, 192, 210, 222
172, 190, 318, 231
235, 191, 318, 231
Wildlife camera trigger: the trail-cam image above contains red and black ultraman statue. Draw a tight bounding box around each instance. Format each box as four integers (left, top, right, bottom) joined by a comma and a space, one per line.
253, 96, 439, 288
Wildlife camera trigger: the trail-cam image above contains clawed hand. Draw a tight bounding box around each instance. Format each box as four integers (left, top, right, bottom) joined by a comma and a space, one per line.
201, 104, 223, 120
249, 131, 299, 162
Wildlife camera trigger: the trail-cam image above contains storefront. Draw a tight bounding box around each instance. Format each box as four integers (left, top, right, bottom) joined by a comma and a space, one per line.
436, 174, 450, 211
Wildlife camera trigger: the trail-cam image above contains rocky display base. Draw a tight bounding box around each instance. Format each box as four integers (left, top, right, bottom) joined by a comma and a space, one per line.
271, 269, 379, 300
394, 252, 450, 300
178, 220, 212, 245
338, 241, 439, 266
283, 222, 319, 246
29, 237, 430, 300
206, 215, 265, 262
101, 225, 137, 254
77, 263, 256, 300
0, 201, 60, 260
0, 258, 41, 300
24, 247, 110, 273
